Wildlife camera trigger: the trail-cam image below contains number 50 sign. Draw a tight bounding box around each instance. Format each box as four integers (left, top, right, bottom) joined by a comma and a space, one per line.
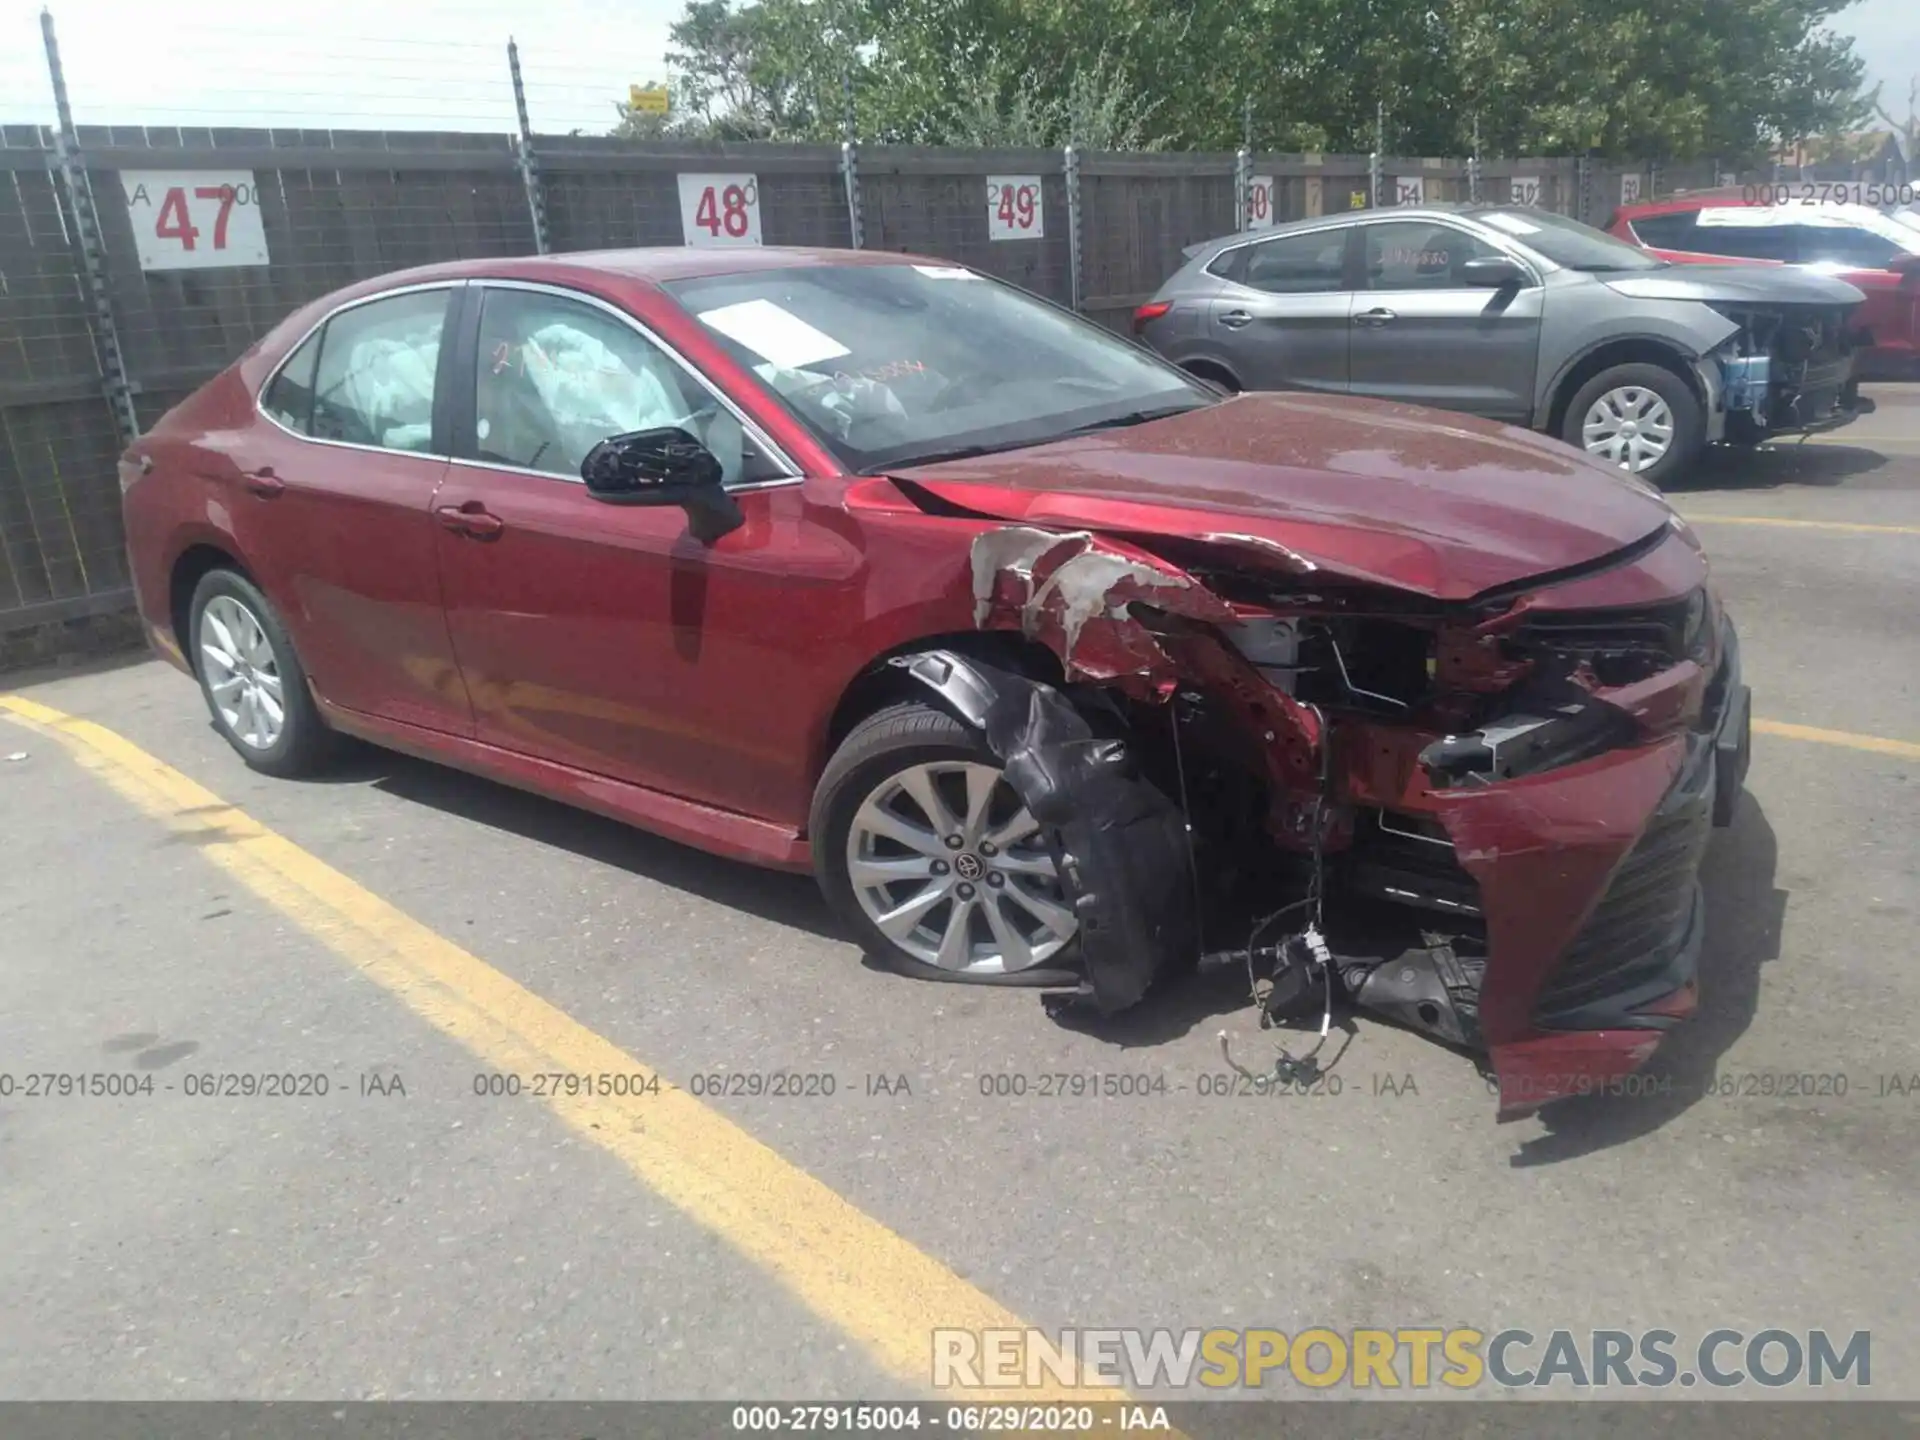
123, 171, 269, 270
678, 173, 762, 247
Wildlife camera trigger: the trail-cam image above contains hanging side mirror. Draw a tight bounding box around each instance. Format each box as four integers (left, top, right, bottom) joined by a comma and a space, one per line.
581, 426, 744, 543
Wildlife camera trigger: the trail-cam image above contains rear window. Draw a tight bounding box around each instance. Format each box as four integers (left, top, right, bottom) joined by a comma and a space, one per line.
262, 330, 320, 434
1628, 212, 1698, 249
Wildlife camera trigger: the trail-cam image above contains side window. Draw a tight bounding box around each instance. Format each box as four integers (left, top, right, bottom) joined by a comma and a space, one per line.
1240, 230, 1347, 294
1794, 226, 1901, 270
1205, 246, 1247, 282
472, 287, 784, 487
311, 289, 449, 452
1686, 222, 1796, 262
1628, 212, 1698, 250
1363, 222, 1502, 289
262, 329, 320, 434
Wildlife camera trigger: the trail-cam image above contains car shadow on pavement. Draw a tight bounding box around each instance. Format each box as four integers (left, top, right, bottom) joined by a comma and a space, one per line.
313, 742, 840, 941
1668, 442, 1886, 492
1508, 792, 1788, 1167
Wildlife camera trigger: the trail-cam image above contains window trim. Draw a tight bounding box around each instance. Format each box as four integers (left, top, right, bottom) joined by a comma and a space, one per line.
1355, 217, 1543, 291
450, 278, 803, 492
254, 280, 464, 458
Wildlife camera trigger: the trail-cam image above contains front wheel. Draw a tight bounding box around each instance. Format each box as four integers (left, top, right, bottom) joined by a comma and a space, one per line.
811, 701, 1079, 982
1561, 362, 1703, 488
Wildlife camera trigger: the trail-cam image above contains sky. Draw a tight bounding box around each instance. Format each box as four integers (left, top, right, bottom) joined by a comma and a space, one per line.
1, 0, 1916, 137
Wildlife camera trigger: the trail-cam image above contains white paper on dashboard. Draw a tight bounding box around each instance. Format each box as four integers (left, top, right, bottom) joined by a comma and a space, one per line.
697, 299, 851, 369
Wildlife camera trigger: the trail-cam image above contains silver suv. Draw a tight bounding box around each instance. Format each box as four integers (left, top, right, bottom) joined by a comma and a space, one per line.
1135, 205, 1868, 486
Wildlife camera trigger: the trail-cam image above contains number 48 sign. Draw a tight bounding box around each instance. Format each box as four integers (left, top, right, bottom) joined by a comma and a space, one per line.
123, 170, 269, 270
678, 173, 762, 247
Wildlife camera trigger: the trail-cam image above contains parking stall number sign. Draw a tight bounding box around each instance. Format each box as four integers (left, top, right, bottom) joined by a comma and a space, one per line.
1394, 175, 1425, 206
1510, 175, 1542, 207
1246, 175, 1276, 230
1621, 173, 1643, 204
986, 176, 1043, 240
123, 171, 269, 270
678, 173, 762, 247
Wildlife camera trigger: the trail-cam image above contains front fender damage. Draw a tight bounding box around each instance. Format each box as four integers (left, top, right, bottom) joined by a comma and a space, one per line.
903, 523, 1744, 1119
895, 649, 1195, 1015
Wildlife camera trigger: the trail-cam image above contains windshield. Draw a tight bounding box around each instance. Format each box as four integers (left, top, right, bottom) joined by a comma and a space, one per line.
1473, 208, 1667, 271
663, 263, 1213, 472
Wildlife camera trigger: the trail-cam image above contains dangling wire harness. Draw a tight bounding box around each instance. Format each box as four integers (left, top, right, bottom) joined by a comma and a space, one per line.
1216, 703, 1354, 1089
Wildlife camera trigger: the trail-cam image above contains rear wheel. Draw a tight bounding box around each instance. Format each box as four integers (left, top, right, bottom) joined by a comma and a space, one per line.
812, 702, 1078, 981
188, 569, 334, 777
1561, 362, 1703, 488
1182, 362, 1241, 395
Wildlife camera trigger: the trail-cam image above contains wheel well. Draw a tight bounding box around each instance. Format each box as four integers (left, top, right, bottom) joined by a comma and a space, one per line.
1180, 358, 1241, 393
1546, 340, 1702, 438
169, 544, 247, 671
822, 632, 1066, 758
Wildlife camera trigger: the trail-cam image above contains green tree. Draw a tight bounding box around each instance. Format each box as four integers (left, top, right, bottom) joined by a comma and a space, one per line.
636, 0, 1867, 161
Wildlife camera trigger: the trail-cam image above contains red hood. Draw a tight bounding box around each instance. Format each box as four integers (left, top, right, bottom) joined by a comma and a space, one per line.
889, 392, 1678, 600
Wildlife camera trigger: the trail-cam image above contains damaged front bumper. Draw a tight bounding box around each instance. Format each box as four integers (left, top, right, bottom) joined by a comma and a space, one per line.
1379, 619, 1746, 1121
899, 520, 1749, 1120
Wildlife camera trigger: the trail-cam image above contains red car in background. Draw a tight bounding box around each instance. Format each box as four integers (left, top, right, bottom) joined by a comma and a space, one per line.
1610, 195, 1920, 379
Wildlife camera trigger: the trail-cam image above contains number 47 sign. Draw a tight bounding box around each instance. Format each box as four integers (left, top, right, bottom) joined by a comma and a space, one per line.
123, 171, 269, 270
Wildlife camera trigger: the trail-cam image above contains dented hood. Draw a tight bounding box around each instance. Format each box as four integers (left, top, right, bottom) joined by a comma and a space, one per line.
888, 392, 1677, 600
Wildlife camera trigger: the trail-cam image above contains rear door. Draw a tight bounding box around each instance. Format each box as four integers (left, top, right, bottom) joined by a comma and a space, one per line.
1205, 224, 1353, 391
1346, 219, 1543, 422
240, 284, 474, 735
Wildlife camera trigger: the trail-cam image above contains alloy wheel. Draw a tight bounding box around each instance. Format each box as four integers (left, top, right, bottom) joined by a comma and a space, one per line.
845, 760, 1076, 974
198, 594, 286, 750
1581, 385, 1675, 473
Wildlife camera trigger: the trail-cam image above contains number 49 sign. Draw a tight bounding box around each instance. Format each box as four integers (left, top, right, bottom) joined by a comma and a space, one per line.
678, 173, 762, 247
986, 176, 1043, 240
123, 170, 269, 270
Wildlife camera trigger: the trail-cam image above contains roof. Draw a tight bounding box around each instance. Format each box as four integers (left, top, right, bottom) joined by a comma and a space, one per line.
327, 245, 939, 296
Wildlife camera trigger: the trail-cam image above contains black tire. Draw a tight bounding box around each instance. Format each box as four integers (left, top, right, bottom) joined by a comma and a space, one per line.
810, 700, 1078, 985
1560, 362, 1703, 489
187, 568, 335, 778
1183, 362, 1242, 395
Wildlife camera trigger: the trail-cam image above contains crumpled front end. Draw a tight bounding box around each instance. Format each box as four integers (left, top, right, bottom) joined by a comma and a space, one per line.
911, 515, 1750, 1120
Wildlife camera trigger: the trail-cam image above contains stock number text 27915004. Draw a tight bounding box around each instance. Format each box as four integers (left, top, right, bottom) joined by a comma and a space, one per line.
0, 1072, 156, 1098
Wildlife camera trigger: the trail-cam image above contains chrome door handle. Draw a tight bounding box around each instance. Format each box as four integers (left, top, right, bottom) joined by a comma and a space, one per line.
1354, 308, 1398, 327
1218, 309, 1254, 329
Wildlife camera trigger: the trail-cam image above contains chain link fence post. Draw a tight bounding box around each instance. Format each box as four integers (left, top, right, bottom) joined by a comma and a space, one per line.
1576, 154, 1594, 225
41, 7, 139, 447
1064, 144, 1082, 313
1235, 147, 1251, 230
506, 39, 551, 255
841, 70, 863, 248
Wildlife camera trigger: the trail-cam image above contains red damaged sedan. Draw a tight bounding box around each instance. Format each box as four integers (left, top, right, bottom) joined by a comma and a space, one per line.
119, 248, 1751, 1119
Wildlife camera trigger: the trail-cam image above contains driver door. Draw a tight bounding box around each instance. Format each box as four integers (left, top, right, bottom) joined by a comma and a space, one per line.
1346, 220, 1543, 422
430, 281, 812, 816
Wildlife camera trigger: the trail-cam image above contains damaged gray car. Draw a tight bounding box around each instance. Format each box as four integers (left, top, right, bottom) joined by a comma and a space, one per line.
1134, 204, 1868, 485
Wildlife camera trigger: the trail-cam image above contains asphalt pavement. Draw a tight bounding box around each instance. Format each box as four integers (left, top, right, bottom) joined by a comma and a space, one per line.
2, 388, 1916, 1405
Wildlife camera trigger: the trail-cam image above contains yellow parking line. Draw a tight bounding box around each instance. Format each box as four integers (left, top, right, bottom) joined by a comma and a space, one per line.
1677, 514, 1920, 536
0, 693, 1115, 1404
1754, 718, 1920, 761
